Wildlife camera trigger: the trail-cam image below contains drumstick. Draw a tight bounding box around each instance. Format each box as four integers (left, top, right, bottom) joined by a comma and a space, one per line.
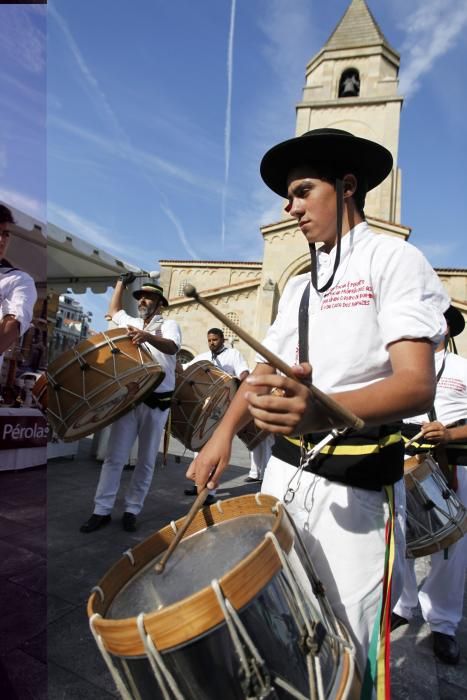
405, 429, 425, 448
184, 284, 364, 431
154, 487, 210, 574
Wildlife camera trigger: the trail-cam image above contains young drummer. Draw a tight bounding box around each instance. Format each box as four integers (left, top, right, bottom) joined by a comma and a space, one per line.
187, 129, 448, 695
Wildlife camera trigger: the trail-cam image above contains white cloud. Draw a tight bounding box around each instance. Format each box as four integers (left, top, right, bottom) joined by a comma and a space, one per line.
0, 188, 45, 222
398, 0, 467, 98
0, 5, 46, 74
48, 202, 148, 267
49, 115, 223, 194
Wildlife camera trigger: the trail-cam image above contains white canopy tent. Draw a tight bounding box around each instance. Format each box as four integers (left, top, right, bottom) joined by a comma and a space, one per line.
47, 223, 144, 297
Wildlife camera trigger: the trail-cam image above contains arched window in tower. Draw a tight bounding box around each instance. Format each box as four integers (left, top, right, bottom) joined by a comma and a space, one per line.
338, 68, 360, 98
222, 312, 239, 344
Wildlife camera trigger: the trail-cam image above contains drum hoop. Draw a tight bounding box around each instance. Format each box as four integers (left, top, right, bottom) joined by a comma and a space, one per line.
47, 330, 153, 379
88, 494, 294, 656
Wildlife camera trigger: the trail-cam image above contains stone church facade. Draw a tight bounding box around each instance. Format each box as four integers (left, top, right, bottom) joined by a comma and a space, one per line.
160, 0, 467, 363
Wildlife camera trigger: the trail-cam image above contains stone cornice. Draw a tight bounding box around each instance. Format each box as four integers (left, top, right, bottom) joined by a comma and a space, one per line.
168, 279, 261, 307
160, 259, 261, 269
297, 95, 403, 109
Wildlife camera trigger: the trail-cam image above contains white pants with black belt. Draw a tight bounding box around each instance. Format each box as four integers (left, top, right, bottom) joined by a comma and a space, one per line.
393, 465, 467, 635
261, 456, 406, 679
93, 403, 169, 516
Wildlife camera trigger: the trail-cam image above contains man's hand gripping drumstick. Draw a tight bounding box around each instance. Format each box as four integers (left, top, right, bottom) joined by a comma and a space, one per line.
183, 284, 364, 492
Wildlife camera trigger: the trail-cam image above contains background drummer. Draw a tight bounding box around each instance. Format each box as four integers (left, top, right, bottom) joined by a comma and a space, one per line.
392, 305, 467, 665
187, 128, 449, 692
80, 277, 181, 533
182, 328, 272, 500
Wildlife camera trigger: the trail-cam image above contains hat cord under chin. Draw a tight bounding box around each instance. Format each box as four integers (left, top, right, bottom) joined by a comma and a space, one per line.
309, 178, 344, 293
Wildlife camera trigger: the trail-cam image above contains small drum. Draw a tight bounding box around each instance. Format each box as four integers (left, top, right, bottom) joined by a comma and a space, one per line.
47, 329, 164, 442
237, 419, 269, 450
170, 361, 238, 451
88, 494, 358, 700
31, 373, 47, 412
404, 453, 467, 558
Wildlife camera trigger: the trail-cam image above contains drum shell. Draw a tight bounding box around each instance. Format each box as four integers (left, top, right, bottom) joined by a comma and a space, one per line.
404, 453, 467, 557
32, 373, 47, 412
88, 494, 359, 700
170, 361, 238, 451
47, 329, 164, 442
236, 420, 269, 451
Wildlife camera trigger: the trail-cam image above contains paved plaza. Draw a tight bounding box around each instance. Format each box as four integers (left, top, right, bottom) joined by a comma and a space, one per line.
0, 436, 466, 698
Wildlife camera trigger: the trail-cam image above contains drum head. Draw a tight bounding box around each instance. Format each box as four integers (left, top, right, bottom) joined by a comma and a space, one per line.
47, 329, 165, 441
108, 513, 275, 619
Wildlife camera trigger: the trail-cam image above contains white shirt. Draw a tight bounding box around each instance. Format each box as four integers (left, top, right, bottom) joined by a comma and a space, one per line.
112, 310, 181, 393
405, 350, 467, 426
187, 346, 249, 380
258, 222, 448, 395
0, 265, 37, 371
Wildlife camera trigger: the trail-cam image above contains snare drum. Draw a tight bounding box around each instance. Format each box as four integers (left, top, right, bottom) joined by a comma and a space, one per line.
404, 453, 467, 558
88, 494, 358, 700
47, 329, 164, 442
170, 361, 238, 451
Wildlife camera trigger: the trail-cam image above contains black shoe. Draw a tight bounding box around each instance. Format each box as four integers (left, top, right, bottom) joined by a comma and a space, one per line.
203, 495, 216, 506
122, 512, 138, 532
244, 476, 262, 483
80, 514, 111, 533
390, 612, 409, 632
184, 486, 198, 496
432, 632, 460, 665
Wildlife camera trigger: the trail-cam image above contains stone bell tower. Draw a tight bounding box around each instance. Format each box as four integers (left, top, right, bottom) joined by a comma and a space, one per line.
254, 0, 410, 346
296, 0, 403, 225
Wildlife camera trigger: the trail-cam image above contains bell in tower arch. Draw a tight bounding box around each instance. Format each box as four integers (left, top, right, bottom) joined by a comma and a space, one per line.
339, 69, 360, 97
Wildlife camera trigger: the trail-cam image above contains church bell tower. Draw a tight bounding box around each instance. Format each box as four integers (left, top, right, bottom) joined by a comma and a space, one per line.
296, 0, 403, 224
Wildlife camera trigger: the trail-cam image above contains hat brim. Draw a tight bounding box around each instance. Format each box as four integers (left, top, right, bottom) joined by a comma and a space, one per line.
444, 305, 465, 337
260, 131, 393, 198
132, 289, 169, 307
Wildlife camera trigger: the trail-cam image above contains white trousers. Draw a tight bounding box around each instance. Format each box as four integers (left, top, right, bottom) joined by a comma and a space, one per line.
94, 403, 169, 516
393, 465, 467, 635
248, 435, 274, 479
261, 456, 406, 678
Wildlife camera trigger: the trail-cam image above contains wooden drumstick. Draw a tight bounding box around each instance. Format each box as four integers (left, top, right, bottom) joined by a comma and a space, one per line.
404, 429, 425, 448
184, 284, 364, 431
154, 487, 210, 574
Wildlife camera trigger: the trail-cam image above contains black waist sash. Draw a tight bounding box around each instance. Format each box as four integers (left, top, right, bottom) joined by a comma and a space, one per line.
143, 391, 173, 411
272, 424, 404, 491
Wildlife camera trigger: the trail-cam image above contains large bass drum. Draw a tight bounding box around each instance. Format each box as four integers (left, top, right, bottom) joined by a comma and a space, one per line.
88, 494, 359, 700
47, 329, 164, 442
170, 361, 238, 451
404, 453, 467, 557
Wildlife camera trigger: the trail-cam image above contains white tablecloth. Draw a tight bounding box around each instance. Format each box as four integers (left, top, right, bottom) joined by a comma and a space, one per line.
0, 407, 47, 470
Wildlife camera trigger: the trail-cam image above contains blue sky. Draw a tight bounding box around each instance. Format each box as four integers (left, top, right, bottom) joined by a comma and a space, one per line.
1, 1, 467, 331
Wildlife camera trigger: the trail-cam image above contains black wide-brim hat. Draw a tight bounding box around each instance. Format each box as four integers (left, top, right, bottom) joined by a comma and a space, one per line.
260, 128, 393, 198
444, 305, 465, 337
132, 283, 169, 307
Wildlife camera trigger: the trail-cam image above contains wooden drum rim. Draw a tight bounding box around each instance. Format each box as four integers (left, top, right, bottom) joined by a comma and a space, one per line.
88, 494, 293, 657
